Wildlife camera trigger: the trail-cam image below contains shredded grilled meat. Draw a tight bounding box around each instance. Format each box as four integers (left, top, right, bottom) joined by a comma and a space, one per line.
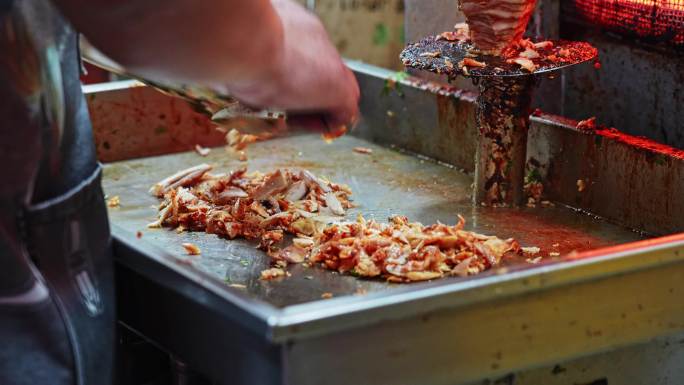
151, 165, 530, 282
149, 165, 353, 252
297, 214, 521, 282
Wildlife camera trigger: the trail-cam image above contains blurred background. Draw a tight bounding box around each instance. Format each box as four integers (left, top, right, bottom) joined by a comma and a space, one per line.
294, 0, 407, 70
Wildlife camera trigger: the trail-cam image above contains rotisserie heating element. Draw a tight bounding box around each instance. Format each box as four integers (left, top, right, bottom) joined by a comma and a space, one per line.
570, 0, 684, 46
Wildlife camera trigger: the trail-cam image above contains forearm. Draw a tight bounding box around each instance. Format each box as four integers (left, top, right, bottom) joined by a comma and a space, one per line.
56, 0, 358, 126
56, 0, 285, 87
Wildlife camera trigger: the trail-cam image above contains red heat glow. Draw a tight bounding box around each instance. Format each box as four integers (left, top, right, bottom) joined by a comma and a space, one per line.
574, 0, 684, 45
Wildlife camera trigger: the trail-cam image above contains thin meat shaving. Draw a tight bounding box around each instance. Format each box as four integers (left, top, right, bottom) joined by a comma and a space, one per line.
150, 165, 529, 282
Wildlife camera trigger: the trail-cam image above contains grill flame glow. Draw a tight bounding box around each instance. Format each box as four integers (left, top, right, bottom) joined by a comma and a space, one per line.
574, 0, 684, 45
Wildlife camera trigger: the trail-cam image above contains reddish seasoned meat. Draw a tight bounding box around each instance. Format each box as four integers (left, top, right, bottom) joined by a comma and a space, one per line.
459, 0, 537, 55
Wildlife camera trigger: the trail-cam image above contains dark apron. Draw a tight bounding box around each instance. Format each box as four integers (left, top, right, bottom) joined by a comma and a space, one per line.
0, 1, 115, 384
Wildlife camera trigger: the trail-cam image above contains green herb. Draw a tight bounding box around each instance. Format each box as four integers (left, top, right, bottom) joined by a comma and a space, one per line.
525, 168, 542, 184
392, 72, 409, 82
381, 71, 409, 97
372, 23, 389, 46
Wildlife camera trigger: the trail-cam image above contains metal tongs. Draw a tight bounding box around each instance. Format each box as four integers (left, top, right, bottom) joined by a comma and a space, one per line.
79, 37, 287, 131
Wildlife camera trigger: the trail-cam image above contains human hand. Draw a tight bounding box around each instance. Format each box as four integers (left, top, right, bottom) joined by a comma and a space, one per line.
227, 0, 360, 131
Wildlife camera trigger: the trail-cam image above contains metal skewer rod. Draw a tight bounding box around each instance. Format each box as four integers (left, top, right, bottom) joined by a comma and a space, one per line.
473, 76, 536, 206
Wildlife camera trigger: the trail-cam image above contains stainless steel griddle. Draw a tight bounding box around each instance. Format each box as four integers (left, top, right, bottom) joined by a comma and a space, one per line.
103, 135, 641, 307
87, 61, 684, 385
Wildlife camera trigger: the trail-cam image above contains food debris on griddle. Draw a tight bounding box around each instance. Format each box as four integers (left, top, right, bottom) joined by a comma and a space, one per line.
226, 128, 260, 151
577, 179, 587, 192
260, 267, 288, 280
461, 57, 486, 68
577, 117, 597, 132
107, 195, 120, 207
182, 242, 201, 255
353, 147, 373, 155
194, 144, 211, 157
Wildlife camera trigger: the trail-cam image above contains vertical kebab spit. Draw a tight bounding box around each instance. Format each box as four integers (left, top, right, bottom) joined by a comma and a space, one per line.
401, 0, 597, 206
458, 0, 538, 56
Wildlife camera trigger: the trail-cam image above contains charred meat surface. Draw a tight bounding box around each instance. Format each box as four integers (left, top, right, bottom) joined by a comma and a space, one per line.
458, 0, 538, 56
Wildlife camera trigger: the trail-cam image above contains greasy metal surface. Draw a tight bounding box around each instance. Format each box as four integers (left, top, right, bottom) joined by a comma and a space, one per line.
352, 62, 478, 173
103, 134, 642, 309
400, 37, 597, 78
529, 112, 684, 236
557, 28, 684, 149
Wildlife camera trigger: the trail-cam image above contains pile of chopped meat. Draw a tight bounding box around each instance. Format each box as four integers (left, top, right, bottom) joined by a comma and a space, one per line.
276, 214, 521, 282
149, 164, 353, 251
150, 165, 532, 282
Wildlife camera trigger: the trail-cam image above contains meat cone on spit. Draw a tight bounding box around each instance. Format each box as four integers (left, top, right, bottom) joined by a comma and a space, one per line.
401, 0, 597, 206
458, 0, 538, 56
